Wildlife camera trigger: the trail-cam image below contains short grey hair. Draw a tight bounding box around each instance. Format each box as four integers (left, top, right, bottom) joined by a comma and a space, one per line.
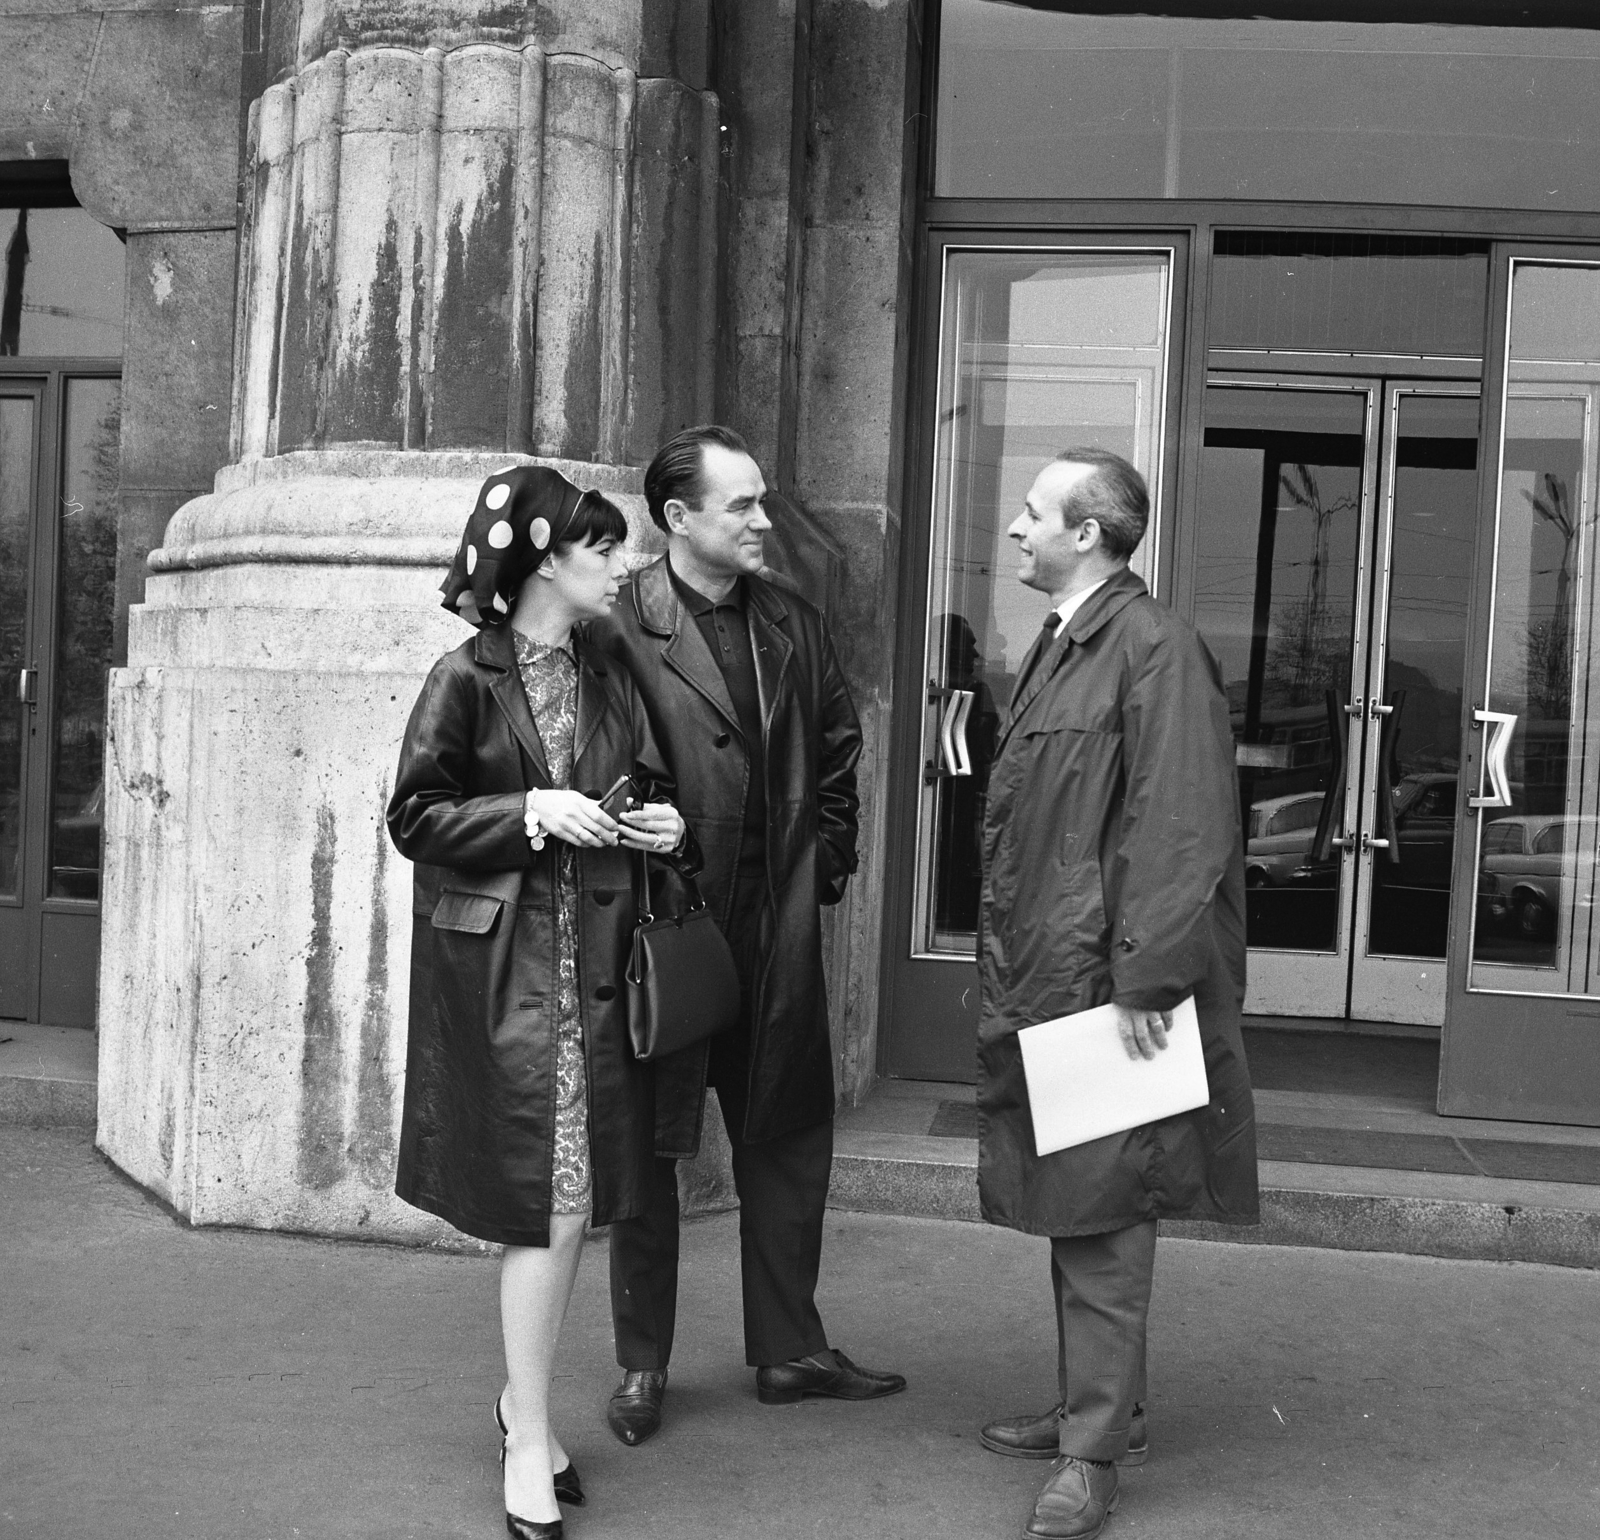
1053, 448, 1149, 561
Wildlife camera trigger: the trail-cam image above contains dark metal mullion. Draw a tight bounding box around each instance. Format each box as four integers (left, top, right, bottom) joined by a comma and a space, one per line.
38, 368, 118, 916
925, 199, 1600, 246
1437, 245, 1520, 1112
0, 377, 44, 926
25, 369, 63, 935
1167, 216, 1211, 616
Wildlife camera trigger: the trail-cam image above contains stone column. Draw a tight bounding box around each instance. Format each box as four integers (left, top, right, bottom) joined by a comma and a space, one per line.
96, 1, 720, 1242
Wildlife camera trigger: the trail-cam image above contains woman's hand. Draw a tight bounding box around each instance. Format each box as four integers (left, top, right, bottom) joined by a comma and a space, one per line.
526, 789, 620, 848
617, 800, 687, 855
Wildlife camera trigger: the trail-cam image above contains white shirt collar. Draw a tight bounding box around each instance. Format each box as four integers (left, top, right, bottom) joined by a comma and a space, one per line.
1051, 578, 1110, 636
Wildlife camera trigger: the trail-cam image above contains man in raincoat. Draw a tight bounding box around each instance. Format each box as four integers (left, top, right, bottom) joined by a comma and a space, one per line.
976, 449, 1258, 1540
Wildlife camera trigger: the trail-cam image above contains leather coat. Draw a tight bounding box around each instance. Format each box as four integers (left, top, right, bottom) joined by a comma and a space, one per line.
387, 622, 700, 1247
587, 556, 862, 1152
977, 567, 1260, 1237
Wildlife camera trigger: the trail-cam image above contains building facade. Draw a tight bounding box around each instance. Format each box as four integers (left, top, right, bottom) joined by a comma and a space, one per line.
4, 1, 1600, 1242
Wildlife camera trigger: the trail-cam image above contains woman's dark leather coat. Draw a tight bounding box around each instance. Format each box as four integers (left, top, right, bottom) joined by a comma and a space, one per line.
387, 622, 699, 1247
588, 557, 862, 1154
978, 568, 1259, 1237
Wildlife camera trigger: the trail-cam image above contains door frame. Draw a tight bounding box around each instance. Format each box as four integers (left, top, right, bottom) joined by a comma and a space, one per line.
883, 203, 1600, 1087
878, 227, 1193, 1082
0, 357, 119, 1023
1441, 243, 1600, 1123
1201, 372, 1384, 1020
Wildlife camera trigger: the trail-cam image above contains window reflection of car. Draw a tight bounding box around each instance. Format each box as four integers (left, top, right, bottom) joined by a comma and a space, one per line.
1245, 791, 1325, 887
1381, 772, 1457, 889
1284, 772, 1459, 890
50, 780, 103, 901
1479, 814, 1600, 939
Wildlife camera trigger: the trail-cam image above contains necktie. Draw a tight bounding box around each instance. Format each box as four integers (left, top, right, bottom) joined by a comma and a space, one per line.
1011, 613, 1062, 707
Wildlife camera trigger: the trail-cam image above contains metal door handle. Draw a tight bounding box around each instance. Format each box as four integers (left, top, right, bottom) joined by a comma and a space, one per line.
1362, 833, 1391, 851
1329, 833, 1355, 849
938, 688, 975, 778
1469, 709, 1517, 809
16, 667, 36, 705
1368, 701, 1394, 718
1343, 696, 1366, 718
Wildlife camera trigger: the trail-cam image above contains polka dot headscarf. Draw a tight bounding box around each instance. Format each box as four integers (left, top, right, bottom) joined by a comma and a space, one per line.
440, 465, 599, 628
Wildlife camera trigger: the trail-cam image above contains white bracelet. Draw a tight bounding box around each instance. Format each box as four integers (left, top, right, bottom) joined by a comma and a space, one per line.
526, 791, 547, 853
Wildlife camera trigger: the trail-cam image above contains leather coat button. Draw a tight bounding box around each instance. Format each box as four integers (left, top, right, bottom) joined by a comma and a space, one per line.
714, 732, 731, 747
595, 984, 617, 1002
593, 889, 614, 906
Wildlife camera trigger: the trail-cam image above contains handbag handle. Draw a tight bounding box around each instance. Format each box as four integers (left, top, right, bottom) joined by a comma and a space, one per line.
634, 846, 708, 926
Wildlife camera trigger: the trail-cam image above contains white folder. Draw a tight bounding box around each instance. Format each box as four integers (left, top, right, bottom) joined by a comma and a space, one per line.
1018, 996, 1209, 1157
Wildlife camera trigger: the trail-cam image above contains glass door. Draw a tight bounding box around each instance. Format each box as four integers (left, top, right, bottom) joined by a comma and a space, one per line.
0, 382, 41, 1018
1191, 377, 1480, 1025
0, 371, 120, 1025
883, 236, 1184, 1081
1444, 254, 1600, 1124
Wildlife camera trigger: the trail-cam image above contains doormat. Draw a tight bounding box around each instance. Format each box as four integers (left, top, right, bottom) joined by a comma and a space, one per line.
1257, 1125, 1600, 1185
931, 1101, 1600, 1185
929, 1101, 980, 1139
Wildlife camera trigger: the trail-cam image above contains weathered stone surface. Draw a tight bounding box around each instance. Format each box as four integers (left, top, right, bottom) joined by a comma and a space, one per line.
626, 74, 717, 456
791, 0, 922, 1104
0, 6, 242, 230
235, 36, 717, 460
121, 230, 237, 488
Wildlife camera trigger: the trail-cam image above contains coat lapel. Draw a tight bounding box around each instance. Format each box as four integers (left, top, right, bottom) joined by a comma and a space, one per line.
996, 568, 1150, 754
638, 557, 742, 734
747, 578, 793, 735
998, 627, 1071, 751
571, 643, 611, 772
478, 625, 552, 788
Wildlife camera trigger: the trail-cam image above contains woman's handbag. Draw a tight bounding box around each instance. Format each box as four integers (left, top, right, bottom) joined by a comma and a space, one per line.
626, 860, 741, 1061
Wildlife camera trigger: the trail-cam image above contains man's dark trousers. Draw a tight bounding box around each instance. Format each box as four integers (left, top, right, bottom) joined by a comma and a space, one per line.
609, 866, 833, 1370
1052, 1220, 1156, 1462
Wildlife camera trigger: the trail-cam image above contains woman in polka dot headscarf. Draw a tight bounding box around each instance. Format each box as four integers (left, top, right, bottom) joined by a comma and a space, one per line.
390, 464, 702, 1539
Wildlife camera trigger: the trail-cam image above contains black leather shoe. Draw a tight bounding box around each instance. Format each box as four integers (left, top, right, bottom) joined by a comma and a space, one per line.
981, 1402, 1147, 1467
504, 1515, 562, 1540
607, 1369, 667, 1446
1024, 1456, 1119, 1540
755, 1348, 907, 1405
551, 1463, 584, 1506
495, 1392, 584, 1505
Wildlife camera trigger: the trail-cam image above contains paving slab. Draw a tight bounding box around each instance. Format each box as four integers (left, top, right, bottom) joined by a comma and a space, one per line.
4, 1124, 1600, 1540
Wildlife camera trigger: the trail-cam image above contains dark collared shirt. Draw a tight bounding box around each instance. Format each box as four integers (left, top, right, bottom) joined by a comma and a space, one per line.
668, 559, 768, 874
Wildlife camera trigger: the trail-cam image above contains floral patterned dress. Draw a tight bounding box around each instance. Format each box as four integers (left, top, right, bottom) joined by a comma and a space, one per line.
513, 629, 592, 1216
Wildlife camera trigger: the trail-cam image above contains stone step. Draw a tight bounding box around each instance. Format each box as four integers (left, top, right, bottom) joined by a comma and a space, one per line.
0, 1023, 98, 1128
830, 1074, 1600, 1269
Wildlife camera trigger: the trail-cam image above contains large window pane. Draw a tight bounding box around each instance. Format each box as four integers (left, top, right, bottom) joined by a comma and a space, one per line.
1365, 395, 1478, 962
1472, 264, 1600, 993
47, 378, 119, 902
1193, 386, 1366, 955
1210, 234, 1488, 361
0, 207, 125, 358
938, 3, 1600, 212
0, 396, 33, 900
915, 249, 1171, 953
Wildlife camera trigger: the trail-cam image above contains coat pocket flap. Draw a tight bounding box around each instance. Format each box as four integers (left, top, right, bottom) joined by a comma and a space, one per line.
431, 891, 505, 934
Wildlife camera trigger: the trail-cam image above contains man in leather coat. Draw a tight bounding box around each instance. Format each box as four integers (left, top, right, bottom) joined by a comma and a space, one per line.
590, 424, 905, 1443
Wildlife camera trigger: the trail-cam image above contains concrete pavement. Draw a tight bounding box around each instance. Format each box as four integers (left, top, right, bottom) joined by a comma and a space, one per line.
4, 1122, 1599, 1540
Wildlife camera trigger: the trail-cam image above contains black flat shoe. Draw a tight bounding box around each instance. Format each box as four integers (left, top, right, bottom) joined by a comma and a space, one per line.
607, 1368, 667, 1446
504, 1515, 562, 1540
552, 1462, 584, 1507
755, 1348, 907, 1405
498, 1393, 585, 1504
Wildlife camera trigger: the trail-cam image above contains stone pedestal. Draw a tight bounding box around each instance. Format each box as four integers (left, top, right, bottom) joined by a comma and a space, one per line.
96, 3, 721, 1242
